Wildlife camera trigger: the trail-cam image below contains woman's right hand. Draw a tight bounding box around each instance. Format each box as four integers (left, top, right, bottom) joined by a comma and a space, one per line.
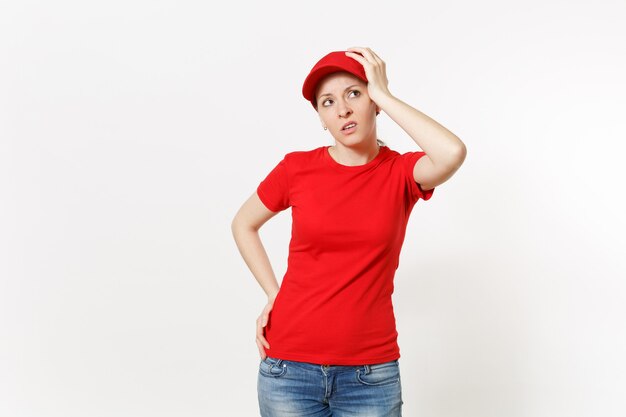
256, 299, 274, 360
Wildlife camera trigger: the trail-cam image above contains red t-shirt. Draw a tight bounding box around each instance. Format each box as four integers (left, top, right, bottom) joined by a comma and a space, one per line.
256, 145, 434, 365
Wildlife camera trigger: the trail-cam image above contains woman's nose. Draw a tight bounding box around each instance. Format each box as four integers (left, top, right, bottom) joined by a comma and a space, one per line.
338, 102, 352, 118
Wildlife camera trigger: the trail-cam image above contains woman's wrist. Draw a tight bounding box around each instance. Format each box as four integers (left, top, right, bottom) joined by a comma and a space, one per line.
268, 289, 279, 304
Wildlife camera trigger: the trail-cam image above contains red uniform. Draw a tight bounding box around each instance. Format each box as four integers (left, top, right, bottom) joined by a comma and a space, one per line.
256, 145, 434, 365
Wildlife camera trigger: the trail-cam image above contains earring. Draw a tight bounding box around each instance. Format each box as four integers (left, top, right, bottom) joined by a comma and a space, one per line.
323, 126, 327, 130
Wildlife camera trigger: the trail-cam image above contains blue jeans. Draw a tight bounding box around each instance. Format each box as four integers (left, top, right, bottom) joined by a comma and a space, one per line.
258, 356, 403, 416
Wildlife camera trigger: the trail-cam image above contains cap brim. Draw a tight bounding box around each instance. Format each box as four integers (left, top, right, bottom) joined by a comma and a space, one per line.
302, 66, 367, 103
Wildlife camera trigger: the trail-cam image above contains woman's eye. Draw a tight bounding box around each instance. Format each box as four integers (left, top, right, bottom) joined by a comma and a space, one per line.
321, 91, 358, 107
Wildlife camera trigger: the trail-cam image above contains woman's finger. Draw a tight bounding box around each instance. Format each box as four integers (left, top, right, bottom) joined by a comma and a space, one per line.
346, 46, 368, 56
257, 335, 269, 354
256, 317, 270, 349
366, 47, 384, 66
344, 50, 367, 66
255, 302, 272, 357
256, 338, 266, 360
346, 46, 376, 65
257, 331, 270, 349
347, 46, 385, 69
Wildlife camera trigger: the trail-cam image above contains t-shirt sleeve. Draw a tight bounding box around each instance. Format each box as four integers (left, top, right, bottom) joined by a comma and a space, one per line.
402, 151, 435, 202
256, 157, 291, 212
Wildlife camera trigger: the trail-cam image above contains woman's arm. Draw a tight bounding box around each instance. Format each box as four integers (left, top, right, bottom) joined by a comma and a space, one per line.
231, 190, 281, 303
375, 93, 466, 191
231, 191, 282, 358
345, 46, 467, 191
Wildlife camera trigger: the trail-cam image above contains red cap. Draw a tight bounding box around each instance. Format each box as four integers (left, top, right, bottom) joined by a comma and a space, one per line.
302, 51, 368, 108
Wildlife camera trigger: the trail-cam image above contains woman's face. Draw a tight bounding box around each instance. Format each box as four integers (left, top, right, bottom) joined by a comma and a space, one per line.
315, 72, 379, 148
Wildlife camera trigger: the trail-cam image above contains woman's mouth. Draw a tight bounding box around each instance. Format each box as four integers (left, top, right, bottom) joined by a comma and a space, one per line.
341, 122, 357, 134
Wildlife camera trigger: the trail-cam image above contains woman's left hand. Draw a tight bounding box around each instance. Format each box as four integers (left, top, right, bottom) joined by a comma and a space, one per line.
345, 46, 392, 106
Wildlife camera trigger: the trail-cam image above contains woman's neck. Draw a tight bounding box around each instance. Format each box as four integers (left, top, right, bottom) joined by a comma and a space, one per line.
329, 141, 381, 166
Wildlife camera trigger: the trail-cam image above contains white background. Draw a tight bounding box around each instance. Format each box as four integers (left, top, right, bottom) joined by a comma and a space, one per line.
1, 1, 625, 416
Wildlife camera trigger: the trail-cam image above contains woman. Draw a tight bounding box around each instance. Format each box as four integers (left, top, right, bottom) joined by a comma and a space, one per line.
232, 46, 466, 416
